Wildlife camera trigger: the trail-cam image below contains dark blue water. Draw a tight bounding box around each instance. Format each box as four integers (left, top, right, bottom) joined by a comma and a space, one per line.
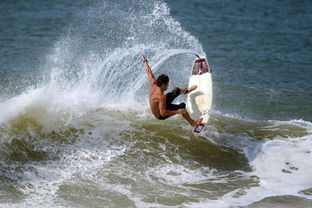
0, 0, 78, 99
167, 0, 312, 121
0, 0, 312, 207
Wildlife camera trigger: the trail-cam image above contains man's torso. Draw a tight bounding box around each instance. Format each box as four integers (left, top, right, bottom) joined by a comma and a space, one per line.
149, 84, 165, 118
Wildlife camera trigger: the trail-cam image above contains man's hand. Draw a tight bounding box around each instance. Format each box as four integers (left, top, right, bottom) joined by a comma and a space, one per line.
177, 109, 187, 114
181, 85, 197, 94
188, 85, 197, 92
140, 54, 156, 85
140, 54, 148, 63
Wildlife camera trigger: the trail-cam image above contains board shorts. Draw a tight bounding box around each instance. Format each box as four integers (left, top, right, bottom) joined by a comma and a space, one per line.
158, 87, 186, 120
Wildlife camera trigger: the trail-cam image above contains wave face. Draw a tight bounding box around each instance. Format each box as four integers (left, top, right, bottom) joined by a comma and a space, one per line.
0, 0, 312, 207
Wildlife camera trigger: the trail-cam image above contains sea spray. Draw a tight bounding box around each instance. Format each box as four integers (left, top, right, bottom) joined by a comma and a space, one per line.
1, 0, 311, 207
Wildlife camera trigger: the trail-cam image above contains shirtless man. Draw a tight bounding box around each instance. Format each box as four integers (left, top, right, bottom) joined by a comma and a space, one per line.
141, 54, 203, 126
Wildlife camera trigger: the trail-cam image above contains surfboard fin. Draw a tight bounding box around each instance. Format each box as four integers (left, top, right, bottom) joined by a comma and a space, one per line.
194, 123, 205, 133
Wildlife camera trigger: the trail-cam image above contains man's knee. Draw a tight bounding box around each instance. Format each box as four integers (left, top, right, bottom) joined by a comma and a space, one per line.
179, 103, 188, 115
179, 103, 186, 109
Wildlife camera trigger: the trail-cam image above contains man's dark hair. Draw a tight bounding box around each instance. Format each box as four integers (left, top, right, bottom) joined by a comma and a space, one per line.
156, 74, 169, 87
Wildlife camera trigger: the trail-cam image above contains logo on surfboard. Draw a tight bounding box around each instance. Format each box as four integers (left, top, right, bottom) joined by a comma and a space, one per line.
194, 123, 205, 133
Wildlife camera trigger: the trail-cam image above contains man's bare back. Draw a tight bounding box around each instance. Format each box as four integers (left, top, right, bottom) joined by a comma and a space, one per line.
149, 84, 164, 118
141, 54, 202, 127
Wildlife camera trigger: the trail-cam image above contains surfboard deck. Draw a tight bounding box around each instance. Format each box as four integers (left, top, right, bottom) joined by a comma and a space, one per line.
186, 58, 212, 133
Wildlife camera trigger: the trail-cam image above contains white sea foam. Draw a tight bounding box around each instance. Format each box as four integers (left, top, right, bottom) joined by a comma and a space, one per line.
0, 129, 127, 208
147, 164, 216, 186
187, 119, 312, 208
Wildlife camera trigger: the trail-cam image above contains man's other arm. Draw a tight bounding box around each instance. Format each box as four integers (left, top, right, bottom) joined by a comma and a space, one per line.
141, 54, 156, 85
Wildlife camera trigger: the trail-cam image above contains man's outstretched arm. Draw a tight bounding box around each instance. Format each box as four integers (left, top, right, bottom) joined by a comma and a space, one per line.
141, 54, 156, 85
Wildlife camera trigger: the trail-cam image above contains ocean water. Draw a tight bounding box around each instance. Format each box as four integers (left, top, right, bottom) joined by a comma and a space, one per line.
0, 0, 312, 207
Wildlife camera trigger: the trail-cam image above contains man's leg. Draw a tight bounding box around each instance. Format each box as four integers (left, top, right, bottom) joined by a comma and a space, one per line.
181, 111, 203, 126
166, 87, 203, 126
167, 100, 203, 127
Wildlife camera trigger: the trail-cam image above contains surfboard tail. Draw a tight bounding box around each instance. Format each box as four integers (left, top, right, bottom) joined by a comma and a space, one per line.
194, 123, 205, 133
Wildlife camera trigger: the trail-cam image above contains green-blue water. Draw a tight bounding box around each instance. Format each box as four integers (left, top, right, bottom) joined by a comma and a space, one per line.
0, 0, 311, 207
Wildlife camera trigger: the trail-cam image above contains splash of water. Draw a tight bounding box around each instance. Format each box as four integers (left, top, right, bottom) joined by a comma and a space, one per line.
0, 1, 204, 128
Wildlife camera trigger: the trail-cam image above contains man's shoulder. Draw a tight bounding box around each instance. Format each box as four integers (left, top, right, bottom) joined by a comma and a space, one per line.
150, 87, 164, 99
151, 91, 163, 98
156, 91, 165, 101
151, 82, 158, 89
151, 84, 160, 92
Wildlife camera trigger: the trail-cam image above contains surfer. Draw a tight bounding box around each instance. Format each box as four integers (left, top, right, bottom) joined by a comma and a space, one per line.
140, 54, 203, 126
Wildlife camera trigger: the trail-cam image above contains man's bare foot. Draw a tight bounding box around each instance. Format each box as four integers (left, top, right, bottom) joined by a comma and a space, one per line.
191, 117, 203, 126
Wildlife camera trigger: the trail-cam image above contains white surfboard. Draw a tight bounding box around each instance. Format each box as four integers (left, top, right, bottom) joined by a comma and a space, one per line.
186, 58, 212, 133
